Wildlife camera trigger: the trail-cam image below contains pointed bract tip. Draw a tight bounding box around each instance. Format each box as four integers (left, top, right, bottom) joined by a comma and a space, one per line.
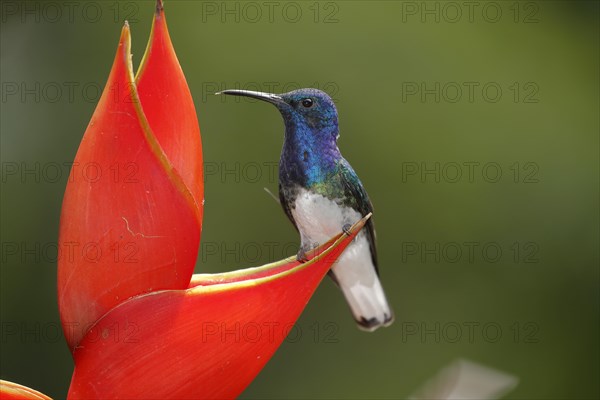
118, 21, 133, 74
354, 213, 371, 232
119, 21, 131, 46
156, 0, 164, 14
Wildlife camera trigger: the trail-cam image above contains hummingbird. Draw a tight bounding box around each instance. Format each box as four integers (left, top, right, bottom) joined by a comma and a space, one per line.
217, 88, 394, 331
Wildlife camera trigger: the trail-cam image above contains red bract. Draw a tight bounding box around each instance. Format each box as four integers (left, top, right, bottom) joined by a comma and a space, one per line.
135, 2, 203, 206
56, 18, 201, 350
67, 221, 367, 398
5, 1, 369, 398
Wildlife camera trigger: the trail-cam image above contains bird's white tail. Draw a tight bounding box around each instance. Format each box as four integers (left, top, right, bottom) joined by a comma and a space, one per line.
329, 234, 394, 331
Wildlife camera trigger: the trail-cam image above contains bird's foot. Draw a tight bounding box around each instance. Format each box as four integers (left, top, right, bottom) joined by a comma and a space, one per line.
296, 247, 309, 263
342, 223, 352, 236
297, 243, 319, 263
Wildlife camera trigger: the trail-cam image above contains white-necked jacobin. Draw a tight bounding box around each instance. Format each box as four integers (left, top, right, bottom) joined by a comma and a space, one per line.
218, 88, 394, 331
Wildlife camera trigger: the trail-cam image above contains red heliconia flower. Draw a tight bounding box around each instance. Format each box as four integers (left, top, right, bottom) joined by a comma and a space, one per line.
56, 1, 203, 353
1, 1, 369, 398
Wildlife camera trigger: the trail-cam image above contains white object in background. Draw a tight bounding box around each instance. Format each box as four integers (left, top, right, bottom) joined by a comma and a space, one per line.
409, 358, 519, 400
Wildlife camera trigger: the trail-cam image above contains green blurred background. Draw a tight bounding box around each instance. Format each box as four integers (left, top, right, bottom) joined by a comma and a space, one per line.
1, 1, 598, 398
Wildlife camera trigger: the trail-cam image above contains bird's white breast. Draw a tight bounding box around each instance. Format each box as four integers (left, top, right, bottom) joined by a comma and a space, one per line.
291, 188, 361, 247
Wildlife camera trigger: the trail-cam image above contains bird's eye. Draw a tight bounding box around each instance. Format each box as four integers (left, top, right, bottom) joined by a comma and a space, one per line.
301, 98, 313, 108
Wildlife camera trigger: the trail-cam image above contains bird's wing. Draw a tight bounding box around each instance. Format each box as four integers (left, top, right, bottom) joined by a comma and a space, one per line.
338, 159, 379, 272
278, 183, 299, 232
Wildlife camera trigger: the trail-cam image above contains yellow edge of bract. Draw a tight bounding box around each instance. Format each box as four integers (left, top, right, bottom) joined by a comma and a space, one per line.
190, 212, 371, 285
119, 23, 201, 222
188, 212, 370, 294
189, 256, 294, 286
133, 0, 161, 82
191, 249, 300, 284
0, 380, 52, 400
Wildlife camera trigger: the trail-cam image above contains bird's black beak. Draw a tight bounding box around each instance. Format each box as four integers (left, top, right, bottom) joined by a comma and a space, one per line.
216, 89, 284, 105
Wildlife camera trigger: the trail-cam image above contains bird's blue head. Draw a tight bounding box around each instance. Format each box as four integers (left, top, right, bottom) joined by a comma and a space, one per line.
276, 88, 339, 138
218, 88, 339, 138
218, 88, 341, 186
